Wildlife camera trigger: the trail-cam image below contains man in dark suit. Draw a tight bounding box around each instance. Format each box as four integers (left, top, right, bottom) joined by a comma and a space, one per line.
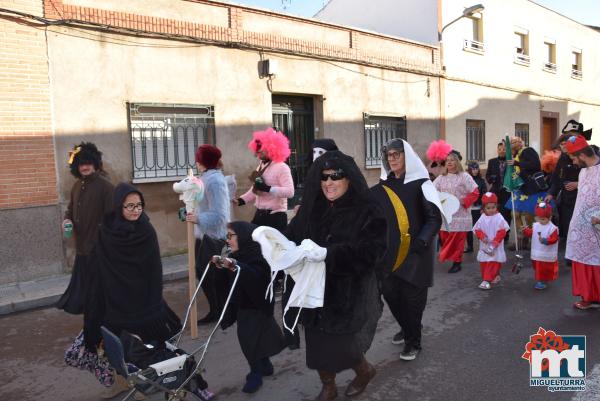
485, 142, 512, 227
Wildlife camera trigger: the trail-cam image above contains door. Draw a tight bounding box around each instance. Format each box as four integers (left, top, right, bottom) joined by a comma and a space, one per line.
272, 95, 314, 208
542, 117, 557, 152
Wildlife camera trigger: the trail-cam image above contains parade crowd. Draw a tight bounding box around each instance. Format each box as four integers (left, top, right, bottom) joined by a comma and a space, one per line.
57, 120, 600, 401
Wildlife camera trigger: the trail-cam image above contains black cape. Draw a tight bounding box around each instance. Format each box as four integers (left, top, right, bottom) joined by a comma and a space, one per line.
371, 174, 442, 288
84, 183, 181, 349
223, 221, 285, 363
286, 151, 387, 335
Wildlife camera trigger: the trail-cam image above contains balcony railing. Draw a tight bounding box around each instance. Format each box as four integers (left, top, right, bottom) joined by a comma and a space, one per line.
514, 53, 530, 66
571, 69, 583, 79
543, 62, 557, 73
463, 39, 485, 54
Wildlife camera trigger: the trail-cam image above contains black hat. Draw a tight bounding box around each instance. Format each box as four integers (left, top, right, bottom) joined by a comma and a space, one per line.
561, 119, 592, 141
449, 149, 463, 161
312, 138, 339, 152
68, 142, 103, 178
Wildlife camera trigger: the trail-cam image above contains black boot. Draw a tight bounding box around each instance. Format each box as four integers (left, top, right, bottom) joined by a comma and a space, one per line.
448, 262, 462, 273
344, 356, 376, 397
314, 370, 337, 401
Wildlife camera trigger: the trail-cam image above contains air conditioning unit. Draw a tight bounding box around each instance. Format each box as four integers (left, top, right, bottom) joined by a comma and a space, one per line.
259, 59, 279, 77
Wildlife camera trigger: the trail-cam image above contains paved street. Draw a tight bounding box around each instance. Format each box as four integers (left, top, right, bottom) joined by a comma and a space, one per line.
2, 250, 600, 401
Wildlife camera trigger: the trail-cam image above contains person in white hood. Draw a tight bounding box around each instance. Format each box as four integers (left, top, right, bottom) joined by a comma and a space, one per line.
371, 138, 443, 362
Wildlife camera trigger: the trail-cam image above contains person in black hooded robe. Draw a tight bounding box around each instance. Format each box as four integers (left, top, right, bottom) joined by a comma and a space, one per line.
82, 183, 217, 400
285, 150, 386, 401
84, 183, 182, 348
215, 221, 285, 394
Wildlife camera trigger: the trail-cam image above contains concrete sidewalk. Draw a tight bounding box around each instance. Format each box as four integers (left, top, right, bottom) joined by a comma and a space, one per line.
0, 254, 189, 316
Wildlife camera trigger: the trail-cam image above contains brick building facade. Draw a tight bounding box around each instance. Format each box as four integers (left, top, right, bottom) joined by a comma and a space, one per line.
0, 0, 442, 285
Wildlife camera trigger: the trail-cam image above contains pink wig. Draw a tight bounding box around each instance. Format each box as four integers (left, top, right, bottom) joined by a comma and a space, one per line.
426, 140, 453, 162
247, 127, 291, 163
541, 149, 560, 173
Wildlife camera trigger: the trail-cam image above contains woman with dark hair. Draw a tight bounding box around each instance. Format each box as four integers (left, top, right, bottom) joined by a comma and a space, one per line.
214, 221, 285, 394
465, 161, 488, 253
57, 142, 114, 314
83, 183, 214, 400
286, 151, 386, 401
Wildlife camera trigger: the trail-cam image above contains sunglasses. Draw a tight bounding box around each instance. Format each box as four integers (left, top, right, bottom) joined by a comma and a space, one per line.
320, 170, 346, 181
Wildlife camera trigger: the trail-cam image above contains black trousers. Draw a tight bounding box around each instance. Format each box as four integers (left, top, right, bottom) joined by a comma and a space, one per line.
466, 209, 481, 250
382, 275, 428, 349
251, 209, 287, 231
195, 236, 228, 318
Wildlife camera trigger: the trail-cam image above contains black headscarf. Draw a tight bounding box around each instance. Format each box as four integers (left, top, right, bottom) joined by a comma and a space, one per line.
295, 150, 371, 236
84, 183, 181, 348
228, 221, 267, 269
220, 221, 273, 329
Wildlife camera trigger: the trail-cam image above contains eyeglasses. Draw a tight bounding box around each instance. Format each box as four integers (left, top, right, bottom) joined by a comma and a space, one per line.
320, 170, 346, 181
123, 202, 144, 211
226, 232, 237, 240
387, 151, 403, 160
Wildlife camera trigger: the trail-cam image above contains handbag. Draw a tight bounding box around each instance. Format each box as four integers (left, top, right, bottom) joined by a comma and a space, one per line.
531, 171, 549, 191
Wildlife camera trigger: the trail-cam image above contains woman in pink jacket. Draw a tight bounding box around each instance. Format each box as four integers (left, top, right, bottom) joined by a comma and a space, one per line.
233, 128, 294, 231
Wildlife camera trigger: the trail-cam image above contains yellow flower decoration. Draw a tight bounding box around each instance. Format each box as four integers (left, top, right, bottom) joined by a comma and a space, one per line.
68, 146, 81, 165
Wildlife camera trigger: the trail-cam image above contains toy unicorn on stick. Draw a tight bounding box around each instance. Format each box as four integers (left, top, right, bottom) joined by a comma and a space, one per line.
173, 169, 204, 214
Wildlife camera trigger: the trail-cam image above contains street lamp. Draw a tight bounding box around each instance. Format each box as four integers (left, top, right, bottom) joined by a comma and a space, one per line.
438, 4, 485, 41
436, 4, 484, 140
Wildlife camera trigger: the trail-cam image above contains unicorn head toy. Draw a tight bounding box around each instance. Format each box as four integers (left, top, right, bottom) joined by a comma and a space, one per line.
173, 169, 204, 214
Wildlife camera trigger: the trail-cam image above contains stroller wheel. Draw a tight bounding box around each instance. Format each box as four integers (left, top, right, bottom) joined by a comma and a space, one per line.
164, 390, 186, 401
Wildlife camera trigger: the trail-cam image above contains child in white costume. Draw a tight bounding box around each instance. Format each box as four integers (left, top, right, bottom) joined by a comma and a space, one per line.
472, 192, 510, 290
523, 202, 559, 290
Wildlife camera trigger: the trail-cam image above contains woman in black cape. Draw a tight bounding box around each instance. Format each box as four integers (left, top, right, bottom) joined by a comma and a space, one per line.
217, 221, 285, 394
83, 183, 214, 400
285, 150, 387, 401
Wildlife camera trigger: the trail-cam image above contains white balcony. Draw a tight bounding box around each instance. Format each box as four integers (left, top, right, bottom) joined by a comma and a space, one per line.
514, 53, 530, 66
543, 62, 557, 73
571, 69, 582, 79
463, 39, 485, 54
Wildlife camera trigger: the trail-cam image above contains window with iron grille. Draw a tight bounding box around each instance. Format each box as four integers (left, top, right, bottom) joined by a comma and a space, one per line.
364, 114, 407, 168
466, 119, 485, 161
128, 103, 215, 183
515, 123, 530, 147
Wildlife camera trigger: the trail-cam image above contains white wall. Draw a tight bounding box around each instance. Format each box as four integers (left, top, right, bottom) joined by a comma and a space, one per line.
441, 0, 600, 103
315, 0, 438, 44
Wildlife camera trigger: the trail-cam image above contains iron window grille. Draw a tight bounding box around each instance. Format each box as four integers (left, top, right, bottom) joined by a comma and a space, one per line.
466, 119, 485, 162
363, 114, 407, 168
128, 103, 215, 183
515, 123, 530, 147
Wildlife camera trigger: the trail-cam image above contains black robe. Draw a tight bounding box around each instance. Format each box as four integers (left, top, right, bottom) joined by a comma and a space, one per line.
371, 175, 442, 288
84, 183, 181, 349
221, 221, 285, 365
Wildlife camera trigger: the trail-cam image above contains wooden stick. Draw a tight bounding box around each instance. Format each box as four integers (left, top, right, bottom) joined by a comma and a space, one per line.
187, 221, 198, 339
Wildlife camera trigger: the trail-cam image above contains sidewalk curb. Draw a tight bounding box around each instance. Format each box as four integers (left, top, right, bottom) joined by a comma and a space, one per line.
0, 254, 189, 316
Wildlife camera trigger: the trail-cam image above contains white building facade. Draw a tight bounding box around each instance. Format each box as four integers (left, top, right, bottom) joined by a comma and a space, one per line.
317, 0, 600, 164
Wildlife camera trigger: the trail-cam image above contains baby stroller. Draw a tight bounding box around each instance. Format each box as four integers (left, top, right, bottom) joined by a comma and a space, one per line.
101, 260, 240, 401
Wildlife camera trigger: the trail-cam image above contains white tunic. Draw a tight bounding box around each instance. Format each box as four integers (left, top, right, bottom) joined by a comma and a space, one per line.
566, 164, 600, 265
433, 172, 478, 232
473, 213, 510, 263
530, 222, 559, 262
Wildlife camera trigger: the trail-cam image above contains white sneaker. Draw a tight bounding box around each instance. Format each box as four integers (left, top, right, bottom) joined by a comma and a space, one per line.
478, 281, 491, 290
491, 275, 501, 285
